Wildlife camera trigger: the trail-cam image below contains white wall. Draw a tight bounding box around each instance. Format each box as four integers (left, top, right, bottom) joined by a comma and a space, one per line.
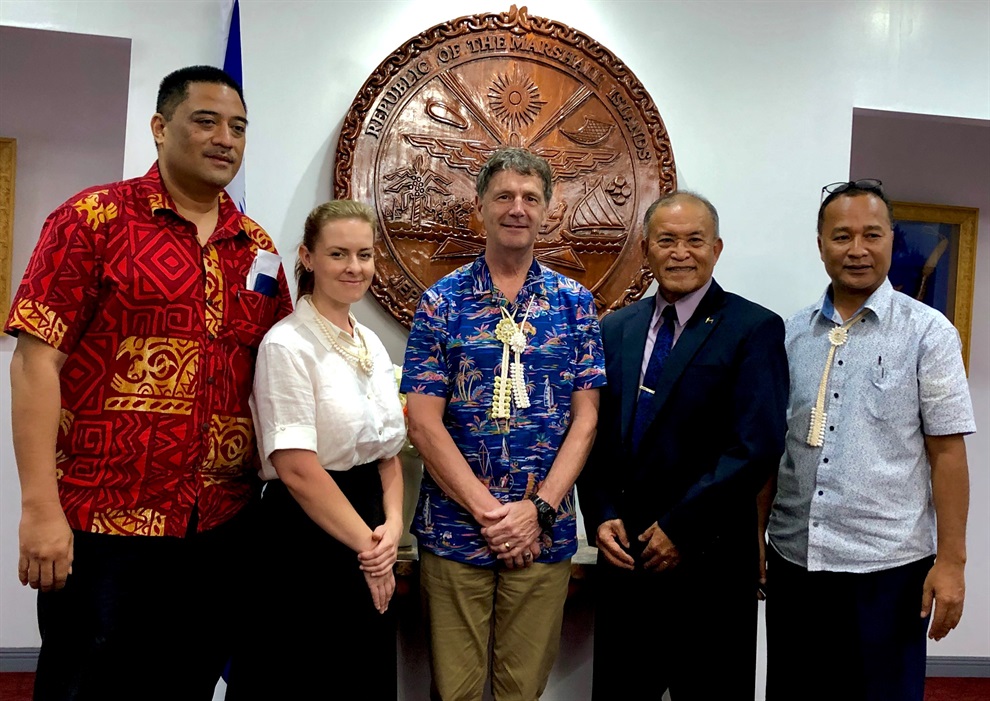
1, 0, 988, 692
850, 109, 990, 659
0, 24, 130, 649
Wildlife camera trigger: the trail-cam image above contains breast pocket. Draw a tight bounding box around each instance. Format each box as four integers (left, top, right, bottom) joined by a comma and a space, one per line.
226, 285, 277, 349
865, 360, 917, 421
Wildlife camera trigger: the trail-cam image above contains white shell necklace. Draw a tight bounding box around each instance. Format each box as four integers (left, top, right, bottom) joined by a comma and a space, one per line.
492, 296, 535, 420
308, 298, 374, 376
806, 307, 870, 447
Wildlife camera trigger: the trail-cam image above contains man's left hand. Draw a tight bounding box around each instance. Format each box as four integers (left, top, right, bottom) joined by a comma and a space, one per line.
638, 522, 681, 573
500, 541, 543, 570
481, 500, 542, 562
921, 559, 965, 641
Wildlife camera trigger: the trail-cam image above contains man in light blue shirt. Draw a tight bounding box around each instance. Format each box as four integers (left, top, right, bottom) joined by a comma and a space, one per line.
766, 180, 975, 701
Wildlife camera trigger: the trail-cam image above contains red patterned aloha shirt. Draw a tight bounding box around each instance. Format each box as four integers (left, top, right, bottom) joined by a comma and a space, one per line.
5, 163, 293, 536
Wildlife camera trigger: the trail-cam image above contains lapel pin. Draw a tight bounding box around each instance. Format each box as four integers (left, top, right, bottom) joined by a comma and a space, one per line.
706, 317, 714, 324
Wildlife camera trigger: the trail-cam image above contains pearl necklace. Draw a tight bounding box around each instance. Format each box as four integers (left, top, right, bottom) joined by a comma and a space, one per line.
308, 299, 374, 376
492, 297, 535, 420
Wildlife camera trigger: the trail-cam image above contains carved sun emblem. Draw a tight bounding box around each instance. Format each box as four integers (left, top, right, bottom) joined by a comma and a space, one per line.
488, 71, 547, 132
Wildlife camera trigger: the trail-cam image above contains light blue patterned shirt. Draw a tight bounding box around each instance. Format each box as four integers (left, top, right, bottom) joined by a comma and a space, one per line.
401, 255, 606, 566
769, 279, 975, 573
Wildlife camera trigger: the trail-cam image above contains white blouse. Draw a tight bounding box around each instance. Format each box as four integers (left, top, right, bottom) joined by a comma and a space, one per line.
251, 296, 406, 481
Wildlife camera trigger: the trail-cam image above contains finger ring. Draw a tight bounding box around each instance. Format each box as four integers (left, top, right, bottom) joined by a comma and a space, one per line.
504, 542, 512, 551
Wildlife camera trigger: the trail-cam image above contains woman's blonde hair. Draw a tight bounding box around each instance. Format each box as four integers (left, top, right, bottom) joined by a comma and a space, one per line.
295, 200, 377, 301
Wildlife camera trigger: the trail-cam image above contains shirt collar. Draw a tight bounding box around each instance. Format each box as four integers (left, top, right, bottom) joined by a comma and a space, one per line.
650, 277, 713, 331
816, 278, 894, 326
298, 295, 360, 351
471, 254, 547, 303
139, 162, 246, 242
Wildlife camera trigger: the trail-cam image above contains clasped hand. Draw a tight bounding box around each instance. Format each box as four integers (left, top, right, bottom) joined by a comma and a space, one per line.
358, 521, 401, 613
480, 500, 542, 569
596, 519, 681, 573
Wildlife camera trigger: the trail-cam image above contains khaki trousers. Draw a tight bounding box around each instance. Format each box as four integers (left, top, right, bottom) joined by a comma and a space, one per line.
420, 550, 572, 701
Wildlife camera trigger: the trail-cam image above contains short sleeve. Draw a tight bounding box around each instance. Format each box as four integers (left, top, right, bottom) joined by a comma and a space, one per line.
400, 290, 451, 397
5, 196, 109, 351
253, 339, 319, 458
918, 318, 976, 437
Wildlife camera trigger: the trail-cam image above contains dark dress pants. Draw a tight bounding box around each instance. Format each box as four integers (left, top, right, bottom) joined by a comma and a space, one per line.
592, 531, 758, 701
765, 548, 933, 701
33, 505, 258, 701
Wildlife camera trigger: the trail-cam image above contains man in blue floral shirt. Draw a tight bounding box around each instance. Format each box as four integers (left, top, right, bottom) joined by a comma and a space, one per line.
401, 148, 605, 701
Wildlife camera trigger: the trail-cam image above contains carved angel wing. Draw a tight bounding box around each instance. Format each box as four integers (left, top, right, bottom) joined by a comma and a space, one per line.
403, 134, 618, 183
404, 134, 499, 177
536, 147, 619, 180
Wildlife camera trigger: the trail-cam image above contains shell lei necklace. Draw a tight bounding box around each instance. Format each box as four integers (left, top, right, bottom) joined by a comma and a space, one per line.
806, 307, 870, 446
492, 297, 535, 420
308, 298, 374, 376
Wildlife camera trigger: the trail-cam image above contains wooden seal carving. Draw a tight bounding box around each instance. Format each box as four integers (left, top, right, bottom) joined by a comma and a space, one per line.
334, 5, 676, 327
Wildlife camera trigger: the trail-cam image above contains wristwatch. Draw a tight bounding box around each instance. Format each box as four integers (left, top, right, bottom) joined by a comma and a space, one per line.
529, 494, 557, 533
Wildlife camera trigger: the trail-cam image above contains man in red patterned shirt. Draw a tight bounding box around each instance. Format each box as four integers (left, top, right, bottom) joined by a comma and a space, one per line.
6, 65, 293, 700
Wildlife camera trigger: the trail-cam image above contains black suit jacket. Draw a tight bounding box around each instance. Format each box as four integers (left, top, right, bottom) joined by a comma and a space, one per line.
580, 280, 788, 561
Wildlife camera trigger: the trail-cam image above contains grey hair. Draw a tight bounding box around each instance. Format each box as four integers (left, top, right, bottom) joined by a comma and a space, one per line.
476, 147, 553, 204
643, 190, 720, 240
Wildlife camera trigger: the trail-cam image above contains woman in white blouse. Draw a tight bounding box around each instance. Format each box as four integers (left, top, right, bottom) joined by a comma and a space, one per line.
227, 200, 405, 700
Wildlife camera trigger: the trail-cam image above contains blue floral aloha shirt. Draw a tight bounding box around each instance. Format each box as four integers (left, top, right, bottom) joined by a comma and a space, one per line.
401, 255, 606, 567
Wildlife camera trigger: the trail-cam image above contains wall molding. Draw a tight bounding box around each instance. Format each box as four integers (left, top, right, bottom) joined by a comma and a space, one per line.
0, 649, 37, 673
2, 648, 988, 677
927, 656, 990, 678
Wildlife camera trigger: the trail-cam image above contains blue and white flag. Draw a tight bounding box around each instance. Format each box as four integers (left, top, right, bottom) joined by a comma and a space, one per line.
217, 8, 247, 692
223, 0, 246, 213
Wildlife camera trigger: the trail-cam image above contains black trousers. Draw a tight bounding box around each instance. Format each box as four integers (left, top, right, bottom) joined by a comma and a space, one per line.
33, 505, 257, 701
765, 548, 933, 701
225, 464, 397, 701
592, 534, 758, 701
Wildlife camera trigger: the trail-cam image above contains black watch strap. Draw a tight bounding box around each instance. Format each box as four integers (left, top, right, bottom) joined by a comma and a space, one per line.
529, 494, 557, 532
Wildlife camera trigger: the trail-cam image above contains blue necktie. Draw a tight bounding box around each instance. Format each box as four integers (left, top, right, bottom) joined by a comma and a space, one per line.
631, 304, 677, 452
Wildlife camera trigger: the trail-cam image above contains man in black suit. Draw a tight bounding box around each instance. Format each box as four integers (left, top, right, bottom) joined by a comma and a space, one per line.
580, 191, 788, 699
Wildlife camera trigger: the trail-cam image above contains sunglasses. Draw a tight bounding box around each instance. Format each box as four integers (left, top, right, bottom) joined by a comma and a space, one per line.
820, 178, 884, 204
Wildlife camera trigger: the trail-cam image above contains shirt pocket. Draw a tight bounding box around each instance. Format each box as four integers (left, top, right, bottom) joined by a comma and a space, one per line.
226, 285, 277, 349
864, 358, 917, 421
